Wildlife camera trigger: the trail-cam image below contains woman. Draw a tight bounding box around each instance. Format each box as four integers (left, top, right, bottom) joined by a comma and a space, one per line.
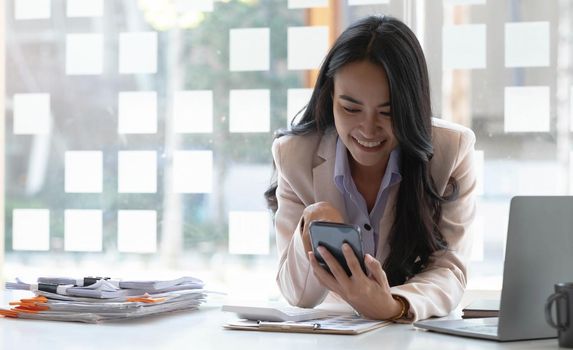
264, 15, 476, 322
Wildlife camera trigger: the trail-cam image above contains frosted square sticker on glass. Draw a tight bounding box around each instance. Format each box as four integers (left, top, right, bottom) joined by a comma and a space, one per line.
287, 88, 312, 127
66, 34, 103, 75
174, 90, 213, 133
119, 32, 158, 74
12, 209, 50, 251
118, 91, 157, 134
288, 26, 329, 70
117, 210, 157, 253
230, 28, 270, 71
66, 0, 103, 17
504, 86, 550, 133
173, 150, 213, 193
505, 22, 549, 68
229, 89, 270, 133
442, 24, 486, 69
65, 210, 102, 252
13, 93, 51, 134
288, 0, 328, 8
348, 0, 390, 5
118, 151, 157, 193
15, 0, 51, 19
65, 151, 103, 193
228, 211, 270, 255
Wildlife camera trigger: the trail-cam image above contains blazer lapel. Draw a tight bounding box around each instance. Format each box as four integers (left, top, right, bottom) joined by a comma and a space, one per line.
312, 130, 347, 222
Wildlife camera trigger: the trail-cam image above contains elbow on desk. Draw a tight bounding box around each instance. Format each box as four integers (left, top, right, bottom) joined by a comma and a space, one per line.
276, 272, 325, 309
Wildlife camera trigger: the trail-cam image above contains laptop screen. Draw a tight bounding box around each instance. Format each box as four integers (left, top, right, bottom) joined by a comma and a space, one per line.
497, 196, 573, 340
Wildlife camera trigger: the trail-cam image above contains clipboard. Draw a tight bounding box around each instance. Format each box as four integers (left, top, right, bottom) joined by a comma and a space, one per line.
224, 315, 390, 335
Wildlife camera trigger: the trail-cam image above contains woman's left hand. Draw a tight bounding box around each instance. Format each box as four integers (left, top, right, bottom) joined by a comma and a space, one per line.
308, 243, 403, 320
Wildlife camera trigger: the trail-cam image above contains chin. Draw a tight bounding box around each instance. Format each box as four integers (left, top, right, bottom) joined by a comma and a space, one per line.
354, 156, 386, 168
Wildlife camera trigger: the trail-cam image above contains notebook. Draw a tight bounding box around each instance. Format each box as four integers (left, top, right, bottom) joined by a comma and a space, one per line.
414, 196, 573, 341
461, 299, 499, 319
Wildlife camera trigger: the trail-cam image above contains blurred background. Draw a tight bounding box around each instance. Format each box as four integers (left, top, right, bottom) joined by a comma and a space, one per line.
2, 0, 572, 299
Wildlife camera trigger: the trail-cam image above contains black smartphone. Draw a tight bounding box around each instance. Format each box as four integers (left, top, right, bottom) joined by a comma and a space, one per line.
308, 221, 367, 276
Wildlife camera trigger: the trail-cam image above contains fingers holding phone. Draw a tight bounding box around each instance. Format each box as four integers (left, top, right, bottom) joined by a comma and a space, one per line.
364, 253, 387, 285
299, 202, 344, 254
307, 232, 400, 320
341, 243, 367, 277
308, 221, 367, 276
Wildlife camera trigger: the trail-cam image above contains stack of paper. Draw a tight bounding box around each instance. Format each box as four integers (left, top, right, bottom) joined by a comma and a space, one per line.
2, 276, 208, 323
7, 276, 204, 298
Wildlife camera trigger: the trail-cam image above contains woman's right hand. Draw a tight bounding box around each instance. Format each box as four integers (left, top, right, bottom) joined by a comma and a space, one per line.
300, 201, 344, 254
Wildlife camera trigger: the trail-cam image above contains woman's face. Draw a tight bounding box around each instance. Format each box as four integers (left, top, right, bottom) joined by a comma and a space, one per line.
332, 60, 398, 173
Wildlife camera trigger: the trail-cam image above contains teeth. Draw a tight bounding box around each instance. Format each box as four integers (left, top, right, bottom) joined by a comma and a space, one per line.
355, 138, 382, 148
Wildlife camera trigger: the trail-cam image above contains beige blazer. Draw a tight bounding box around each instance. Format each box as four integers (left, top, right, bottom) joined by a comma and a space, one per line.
272, 118, 476, 322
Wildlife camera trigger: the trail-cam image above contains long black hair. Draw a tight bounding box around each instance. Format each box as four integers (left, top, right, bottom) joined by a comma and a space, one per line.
264, 15, 458, 286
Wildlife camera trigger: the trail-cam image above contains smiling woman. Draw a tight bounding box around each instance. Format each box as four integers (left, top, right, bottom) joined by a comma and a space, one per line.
265, 15, 477, 322
332, 60, 397, 211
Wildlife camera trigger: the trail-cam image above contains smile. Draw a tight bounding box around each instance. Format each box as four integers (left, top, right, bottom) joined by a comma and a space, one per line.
353, 137, 383, 148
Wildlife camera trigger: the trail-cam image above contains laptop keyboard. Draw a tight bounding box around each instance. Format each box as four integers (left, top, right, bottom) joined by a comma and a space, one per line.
455, 318, 499, 336
456, 324, 498, 336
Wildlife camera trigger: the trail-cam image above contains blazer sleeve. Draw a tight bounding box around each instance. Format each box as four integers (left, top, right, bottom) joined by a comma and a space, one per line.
272, 138, 329, 307
390, 129, 477, 322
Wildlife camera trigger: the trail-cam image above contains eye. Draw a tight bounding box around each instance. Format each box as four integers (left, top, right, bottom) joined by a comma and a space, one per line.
343, 106, 360, 113
379, 111, 392, 117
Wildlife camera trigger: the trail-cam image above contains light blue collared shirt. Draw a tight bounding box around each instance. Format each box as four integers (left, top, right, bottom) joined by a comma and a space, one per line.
333, 137, 402, 257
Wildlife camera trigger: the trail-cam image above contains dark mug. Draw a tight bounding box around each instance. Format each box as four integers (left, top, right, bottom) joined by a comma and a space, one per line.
546, 283, 573, 348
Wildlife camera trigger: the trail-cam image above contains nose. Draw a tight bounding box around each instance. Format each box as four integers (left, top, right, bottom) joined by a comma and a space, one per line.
360, 111, 380, 138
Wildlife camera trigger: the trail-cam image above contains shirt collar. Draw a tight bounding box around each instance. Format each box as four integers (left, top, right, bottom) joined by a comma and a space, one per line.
333, 137, 402, 193
383, 146, 402, 189
333, 137, 349, 193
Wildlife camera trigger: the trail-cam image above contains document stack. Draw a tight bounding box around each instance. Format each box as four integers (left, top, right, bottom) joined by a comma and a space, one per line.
1, 276, 207, 323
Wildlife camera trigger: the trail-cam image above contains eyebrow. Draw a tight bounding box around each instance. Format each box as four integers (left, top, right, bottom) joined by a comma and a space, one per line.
339, 94, 391, 108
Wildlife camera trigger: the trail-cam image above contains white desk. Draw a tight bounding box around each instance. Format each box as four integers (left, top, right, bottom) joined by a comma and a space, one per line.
0, 301, 559, 350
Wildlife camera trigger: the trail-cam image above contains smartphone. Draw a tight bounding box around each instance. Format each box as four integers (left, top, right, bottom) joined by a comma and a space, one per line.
308, 221, 367, 276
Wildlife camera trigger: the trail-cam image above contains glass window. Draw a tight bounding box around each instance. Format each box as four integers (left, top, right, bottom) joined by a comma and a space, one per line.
3, 0, 570, 296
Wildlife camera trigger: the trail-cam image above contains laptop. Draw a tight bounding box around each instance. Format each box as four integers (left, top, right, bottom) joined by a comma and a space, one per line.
414, 196, 573, 341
